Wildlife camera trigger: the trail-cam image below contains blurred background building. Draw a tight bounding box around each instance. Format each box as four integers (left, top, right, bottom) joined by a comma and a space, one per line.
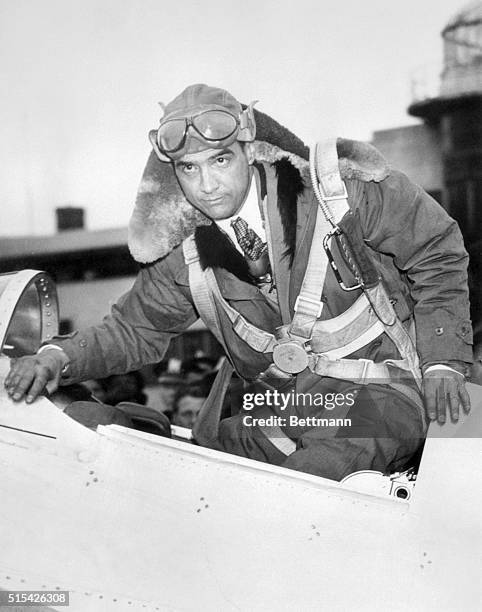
1, 1, 481, 358
372, 1, 482, 330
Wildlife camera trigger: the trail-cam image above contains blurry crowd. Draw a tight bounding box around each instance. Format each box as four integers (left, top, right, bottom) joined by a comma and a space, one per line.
142, 356, 219, 428
52, 353, 238, 439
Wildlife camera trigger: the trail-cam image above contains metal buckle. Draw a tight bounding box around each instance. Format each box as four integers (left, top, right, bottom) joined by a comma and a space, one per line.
294, 295, 323, 318
319, 181, 348, 202
272, 340, 310, 374
322, 230, 364, 293
358, 358, 373, 384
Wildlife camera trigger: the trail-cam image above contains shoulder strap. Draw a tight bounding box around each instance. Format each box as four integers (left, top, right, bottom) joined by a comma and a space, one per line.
308, 139, 422, 386
289, 139, 350, 340
183, 235, 276, 355
182, 235, 227, 350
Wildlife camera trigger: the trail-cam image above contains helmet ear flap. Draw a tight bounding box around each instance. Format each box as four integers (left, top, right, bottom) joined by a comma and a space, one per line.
149, 129, 172, 163
238, 100, 257, 142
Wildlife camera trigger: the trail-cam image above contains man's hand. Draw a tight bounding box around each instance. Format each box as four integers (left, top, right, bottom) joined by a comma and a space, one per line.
4, 349, 68, 404
422, 368, 471, 424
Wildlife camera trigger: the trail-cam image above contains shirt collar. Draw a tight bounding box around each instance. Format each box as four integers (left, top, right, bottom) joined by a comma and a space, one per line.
216, 172, 266, 252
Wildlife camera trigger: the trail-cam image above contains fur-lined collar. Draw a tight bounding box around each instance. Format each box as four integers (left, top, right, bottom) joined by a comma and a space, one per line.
128, 111, 389, 264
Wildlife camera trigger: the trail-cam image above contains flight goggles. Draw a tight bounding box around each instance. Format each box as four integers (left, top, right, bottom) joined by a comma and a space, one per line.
157, 108, 240, 154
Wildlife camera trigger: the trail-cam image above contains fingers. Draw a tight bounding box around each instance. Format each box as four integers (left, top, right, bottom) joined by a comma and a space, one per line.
435, 379, 447, 424
27, 367, 56, 403
444, 377, 470, 423
4, 358, 19, 388
447, 381, 459, 423
5, 364, 36, 401
423, 372, 470, 425
422, 377, 438, 422
45, 371, 62, 396
4, 357, 54, 403
459, 384, 471, 415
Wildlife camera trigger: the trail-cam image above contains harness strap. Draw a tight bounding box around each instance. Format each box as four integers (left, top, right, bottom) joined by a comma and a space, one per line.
183, 236, 228, 352
308, 140, 422, 389
364, 284, 422, 389
310, 356, 424, 416
260, 425, 297, 456
289, 205, 331, 338
316, 320, 385, 360
310, 355, 401, 383
310, 292, 385, 357
192, 357, 234, 447
313, 138, 348, 202
290, 139, 350, 340
182, 240, 297, 453
184, 236, 389, 363
204, 268, 277, 353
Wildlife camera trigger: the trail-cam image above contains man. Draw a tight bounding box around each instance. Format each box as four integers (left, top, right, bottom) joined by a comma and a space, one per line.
4, 84, 472, 480
144, 371, 183, 419
171, 384, 207, 430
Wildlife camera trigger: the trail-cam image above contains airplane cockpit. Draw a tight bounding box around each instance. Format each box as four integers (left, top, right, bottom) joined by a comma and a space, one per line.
0, 269, 480, 611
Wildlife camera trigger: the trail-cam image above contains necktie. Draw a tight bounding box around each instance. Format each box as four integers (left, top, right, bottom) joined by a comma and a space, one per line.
230, 217, 267, 261
230, 216, 270, 279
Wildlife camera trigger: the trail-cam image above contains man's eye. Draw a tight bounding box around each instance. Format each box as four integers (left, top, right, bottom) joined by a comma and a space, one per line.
182, 163, 196, 174
216, 156, 229, 166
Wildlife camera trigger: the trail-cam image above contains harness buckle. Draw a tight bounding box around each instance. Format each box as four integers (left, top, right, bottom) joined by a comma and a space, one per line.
319, 180, 348, 202
294, 294, 324, 318
358, 358, 372, 384
272, 340, 310, 374
322, 230, 364, 293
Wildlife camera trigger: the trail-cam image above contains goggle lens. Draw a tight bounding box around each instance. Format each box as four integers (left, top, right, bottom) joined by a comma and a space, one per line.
193, 110, 238, 140
157, 110, 239, 153
157, 118, 189, 152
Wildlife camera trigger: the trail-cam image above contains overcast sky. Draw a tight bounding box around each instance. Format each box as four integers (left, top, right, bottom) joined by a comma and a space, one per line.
0, 0, 469, 236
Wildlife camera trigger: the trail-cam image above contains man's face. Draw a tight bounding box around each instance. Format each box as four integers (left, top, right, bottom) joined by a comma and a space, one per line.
173, 395, 204, 429
173, 142, 252, 220
158, 384, 178, 409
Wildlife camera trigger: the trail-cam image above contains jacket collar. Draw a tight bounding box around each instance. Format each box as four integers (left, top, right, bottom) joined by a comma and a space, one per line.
128, 111, 389, 264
